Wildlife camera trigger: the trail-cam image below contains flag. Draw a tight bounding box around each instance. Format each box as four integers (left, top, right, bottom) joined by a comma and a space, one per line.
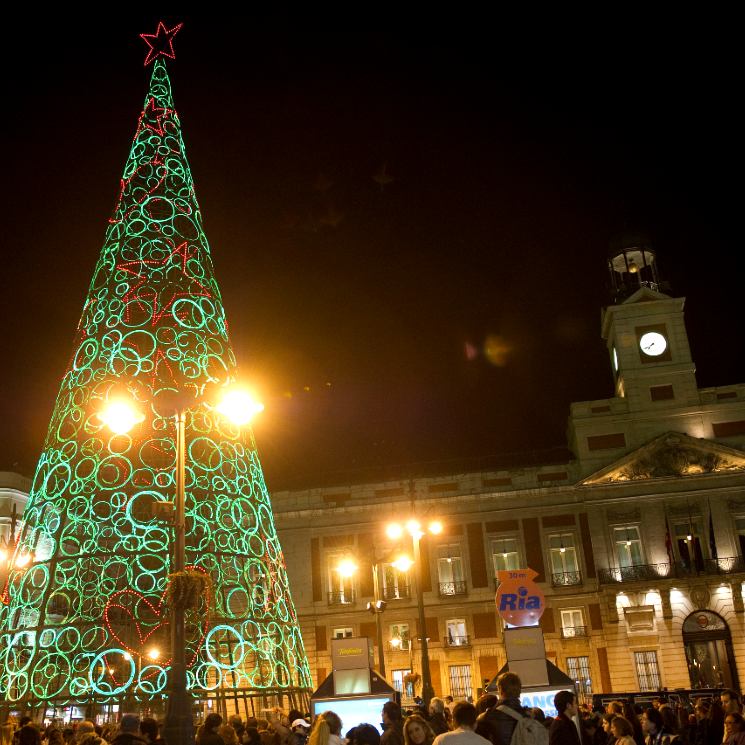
665, 517, 674, 565
709, 506, 718, 560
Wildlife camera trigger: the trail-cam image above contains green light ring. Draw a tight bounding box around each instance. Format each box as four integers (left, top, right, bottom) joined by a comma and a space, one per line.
89, 650, 135, 696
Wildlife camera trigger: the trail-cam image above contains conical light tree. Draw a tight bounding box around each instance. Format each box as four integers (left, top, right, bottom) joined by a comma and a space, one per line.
0, 28, 311, 715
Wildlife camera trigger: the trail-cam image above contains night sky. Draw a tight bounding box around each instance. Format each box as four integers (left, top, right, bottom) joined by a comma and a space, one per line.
1, 14, 741, 489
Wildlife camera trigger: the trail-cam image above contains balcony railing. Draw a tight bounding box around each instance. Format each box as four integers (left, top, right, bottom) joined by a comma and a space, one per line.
327, 590, 356, 606
598, 563, 672, 584
675, 556, 745, 576
382, 585, 411, 600
552, 570, 583, 587
599, 557, 745, 585
561, 626, 587, 639
444, 634, 470, 647
438, 580, 467, 597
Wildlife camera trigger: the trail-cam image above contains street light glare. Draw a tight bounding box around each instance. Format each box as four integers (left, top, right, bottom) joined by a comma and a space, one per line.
392, 556, 413, 573
386, 523, 403, 540
428, 520, 443, 535
336, 559, 358, 578
99, 400, 144, 434
216, 389, 264, 425
147, 647, 160, 661
15, 552, 31, 568
405, 519, 422, 537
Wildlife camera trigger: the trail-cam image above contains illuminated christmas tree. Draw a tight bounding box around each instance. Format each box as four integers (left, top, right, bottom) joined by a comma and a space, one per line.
0, 24, 311, 717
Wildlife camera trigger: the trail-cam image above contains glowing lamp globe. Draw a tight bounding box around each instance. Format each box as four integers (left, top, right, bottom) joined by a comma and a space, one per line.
216, 389, 264, 425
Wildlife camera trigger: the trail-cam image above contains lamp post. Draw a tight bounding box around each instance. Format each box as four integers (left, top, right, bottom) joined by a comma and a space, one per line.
100, 386, 262, 745
385, 519, 442, 708
368, 564, 387, 677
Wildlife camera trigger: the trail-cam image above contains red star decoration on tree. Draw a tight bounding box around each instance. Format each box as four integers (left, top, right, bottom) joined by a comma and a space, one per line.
140, 21, 183, 67
142, 98, 171, 137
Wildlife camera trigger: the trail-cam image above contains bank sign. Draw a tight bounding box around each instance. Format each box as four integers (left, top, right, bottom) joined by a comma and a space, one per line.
495, 568, 545, 627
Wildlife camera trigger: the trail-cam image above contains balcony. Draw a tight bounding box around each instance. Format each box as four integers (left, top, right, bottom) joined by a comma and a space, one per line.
438, 580, 467, 598
327, 590, 355, 606
675, 556, 745, 576
551, 570, 583, 587
598, 563, 672, 585
599, 557, 745, 585
382, 584, 411, 600
561, 625, 587, 639
444, 634, 470, 647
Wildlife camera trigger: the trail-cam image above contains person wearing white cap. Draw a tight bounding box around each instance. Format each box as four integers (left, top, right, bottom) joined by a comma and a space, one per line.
291, 719, 311, 745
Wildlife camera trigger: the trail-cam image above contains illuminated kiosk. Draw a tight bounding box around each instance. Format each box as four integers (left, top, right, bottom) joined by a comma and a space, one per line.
311, 638, 396, 733
488, 570, 575, 718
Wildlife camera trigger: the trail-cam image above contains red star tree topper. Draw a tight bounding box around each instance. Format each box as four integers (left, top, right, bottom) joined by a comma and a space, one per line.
140, 21, 183, 66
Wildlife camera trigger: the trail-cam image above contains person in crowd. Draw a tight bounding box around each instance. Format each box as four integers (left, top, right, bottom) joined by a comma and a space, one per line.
582, 713, 606, 745
611, 718, 636, 745
139, 718, 164, 745
404, 716, 436, 745
227, 717, 246, 745
722, 695, 743, 717
642, 708, 679, 745
549, 691, 580, 745
429, 700, 451, 736
531, 710, 546, 727
258, 719, 278, 745
347, 724, 380, 745
708, 700, 725, 745
308, 712, 344, 745
218, 725, 240, 745
246, 727, 263, 745
196, 713, 226, 745
17, 726, 41, 745
78, 737, 108, 745
602, 715, 617, 745
475, 697, 497, 718
433, 703, 491, 745
621, 703, 644, 745
723, 714, 745, 745
381, 703, 404, 745
74, 723, 96, 743
477, 672, 529, 745
290, 719, 312, 745
45, 729, 65, 745
269, 710, 291, 745
110, 715, 147, 745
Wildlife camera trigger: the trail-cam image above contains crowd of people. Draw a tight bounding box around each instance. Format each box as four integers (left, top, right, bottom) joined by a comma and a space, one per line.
2, 677, 744, 745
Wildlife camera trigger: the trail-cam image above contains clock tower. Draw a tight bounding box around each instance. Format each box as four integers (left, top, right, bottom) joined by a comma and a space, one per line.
601, 233, 699, 410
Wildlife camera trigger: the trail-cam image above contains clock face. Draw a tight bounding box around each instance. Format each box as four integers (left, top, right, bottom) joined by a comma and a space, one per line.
612, 347, 619, 371
639, 331, 667, 357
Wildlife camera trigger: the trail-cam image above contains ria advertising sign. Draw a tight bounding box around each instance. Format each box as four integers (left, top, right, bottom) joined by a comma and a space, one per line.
495, 568, 545, 627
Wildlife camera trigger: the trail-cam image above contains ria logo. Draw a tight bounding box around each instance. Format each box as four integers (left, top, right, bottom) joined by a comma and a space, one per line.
499, 586, 541, 611
495, 568, 545, 626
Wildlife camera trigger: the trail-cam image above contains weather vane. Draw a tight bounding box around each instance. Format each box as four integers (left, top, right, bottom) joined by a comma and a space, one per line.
140, 21, 183, 66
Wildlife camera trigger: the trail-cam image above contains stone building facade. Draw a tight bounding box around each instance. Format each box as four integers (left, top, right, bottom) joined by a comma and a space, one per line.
271, 244, 745, 701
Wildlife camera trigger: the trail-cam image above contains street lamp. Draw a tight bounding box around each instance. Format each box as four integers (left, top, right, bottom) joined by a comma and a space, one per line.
386, 519, 442, 707
100, 384, 262, 745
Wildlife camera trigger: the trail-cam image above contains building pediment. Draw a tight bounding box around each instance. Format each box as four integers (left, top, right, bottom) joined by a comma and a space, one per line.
621, 286, 671, 304
581, 432, 745, 485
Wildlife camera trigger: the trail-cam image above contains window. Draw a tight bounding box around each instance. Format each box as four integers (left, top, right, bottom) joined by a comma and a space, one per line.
560, 609, 585, 638
736, 518, 745, 557
491, 537, 520, 575
391, 669, 414, 700
333, 627, 353, 639
382, 563, 410, 600
614, 526, 643, 568
437, 545, 465, 595
549, 533, 578, 575
448, 664, 472, 699
566, 656, 592, 703
674, 522, 704, 571
446, 619, 468, 646
634, 650, 661, 691
328, 555, 355, 604
390, 623, 410, 651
